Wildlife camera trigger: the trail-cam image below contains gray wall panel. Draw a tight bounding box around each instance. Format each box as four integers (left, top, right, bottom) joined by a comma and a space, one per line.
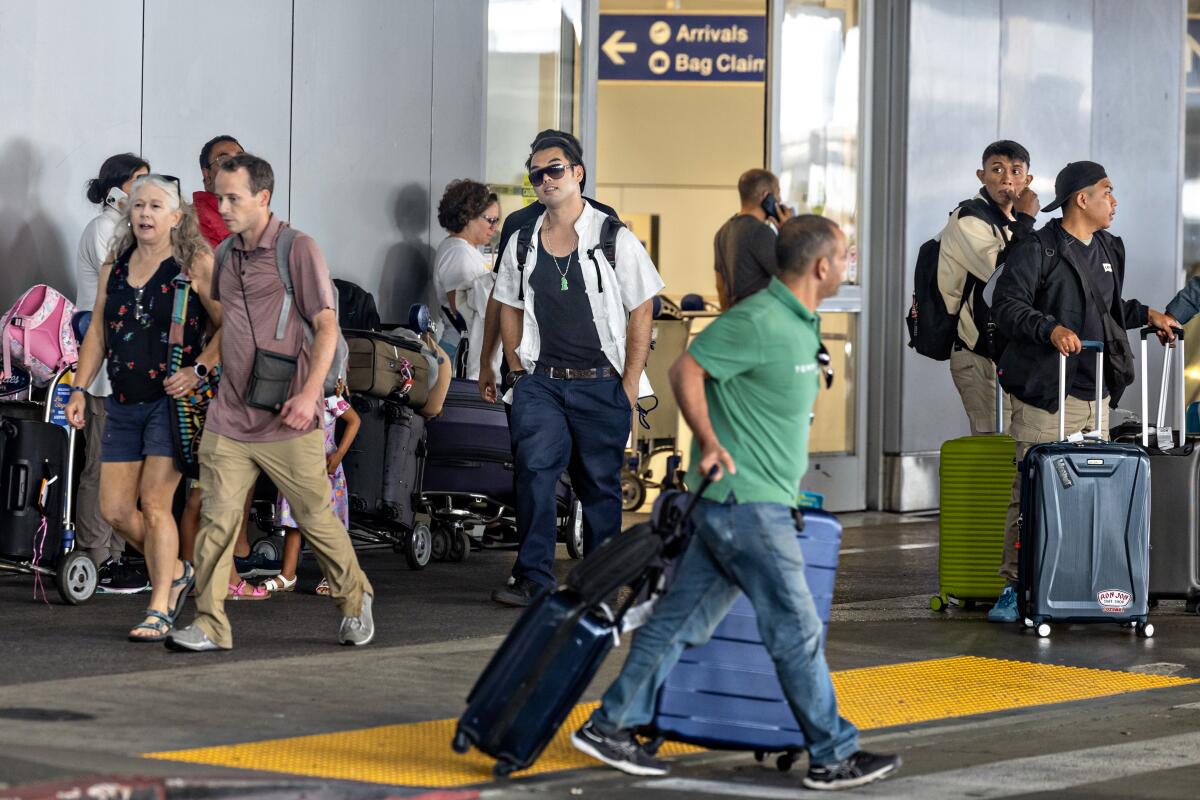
901, 0, 1000, 452
999, 0, 1093, 194
290, 0, 436, 321
141, 0, 293, 209
430, 0, 488, 247
0, 0, 142, 305
1092, 0, 1186, 416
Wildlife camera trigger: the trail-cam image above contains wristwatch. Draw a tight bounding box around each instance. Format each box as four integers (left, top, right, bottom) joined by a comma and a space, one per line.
504, 369, 528, 390
193, 362, 209, 379
70, 385, 86, 394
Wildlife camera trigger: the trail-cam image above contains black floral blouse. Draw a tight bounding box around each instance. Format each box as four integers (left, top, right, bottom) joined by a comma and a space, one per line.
104, 247, 207, 404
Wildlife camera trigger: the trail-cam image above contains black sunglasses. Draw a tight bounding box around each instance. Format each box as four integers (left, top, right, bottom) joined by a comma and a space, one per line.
529, 162, 577, 187
141, 173, 182, 200
817, 342, 834, 390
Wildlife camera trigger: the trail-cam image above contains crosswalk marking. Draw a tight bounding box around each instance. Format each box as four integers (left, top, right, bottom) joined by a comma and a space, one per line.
637, 730, 1200, 799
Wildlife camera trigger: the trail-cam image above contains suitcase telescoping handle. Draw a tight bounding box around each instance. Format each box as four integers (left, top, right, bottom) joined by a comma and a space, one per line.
1057, 340, 1105, 442
1139, 326, 1186, 448
994, 377, 1004, 434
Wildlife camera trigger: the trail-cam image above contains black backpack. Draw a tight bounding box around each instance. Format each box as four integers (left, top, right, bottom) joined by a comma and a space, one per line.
906, 198, 1009, 361
333, 278, 381, 331
513, 215, 624, 301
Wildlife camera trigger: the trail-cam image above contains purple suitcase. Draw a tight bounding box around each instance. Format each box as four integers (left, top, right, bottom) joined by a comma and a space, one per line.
423, 379, 515, 504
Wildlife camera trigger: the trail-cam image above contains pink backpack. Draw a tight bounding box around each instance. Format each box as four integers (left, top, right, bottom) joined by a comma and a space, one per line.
0, 285, 78, 386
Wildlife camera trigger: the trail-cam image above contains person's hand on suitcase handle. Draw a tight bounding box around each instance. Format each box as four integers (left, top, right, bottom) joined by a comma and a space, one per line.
1144, 310, 1181, 344
698, 438, 736, 482
478, 363, 497, 404
65, 389, 86, 430
1050, 325, 1082, 356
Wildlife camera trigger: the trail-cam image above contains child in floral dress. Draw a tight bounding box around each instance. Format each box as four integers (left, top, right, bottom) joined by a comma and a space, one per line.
259, 384, 360, 594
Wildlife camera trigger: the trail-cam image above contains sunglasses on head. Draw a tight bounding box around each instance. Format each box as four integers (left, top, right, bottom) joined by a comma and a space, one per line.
528, 162, 577, 187
143, 173, 182, 199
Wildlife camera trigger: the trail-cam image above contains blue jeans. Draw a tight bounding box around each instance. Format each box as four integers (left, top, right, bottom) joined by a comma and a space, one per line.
592, 499, 860, 766
509, 373, 631, 588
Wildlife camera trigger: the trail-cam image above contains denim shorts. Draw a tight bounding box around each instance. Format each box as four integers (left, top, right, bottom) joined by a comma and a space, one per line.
101, 396, 175, 462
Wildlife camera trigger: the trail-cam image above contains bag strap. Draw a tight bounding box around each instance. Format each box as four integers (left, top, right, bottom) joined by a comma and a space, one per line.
515, 222, 535, 302
585, 215, 625, 295
273, 227, 300, 341
168, 274, 192, 348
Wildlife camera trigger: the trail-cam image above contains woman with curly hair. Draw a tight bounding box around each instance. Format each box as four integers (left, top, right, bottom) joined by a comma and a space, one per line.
434, 179, 501, 379
66, 174, 223, 642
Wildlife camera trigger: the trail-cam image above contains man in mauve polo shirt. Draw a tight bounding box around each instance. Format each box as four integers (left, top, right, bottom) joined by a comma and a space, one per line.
167, 153, 375, 652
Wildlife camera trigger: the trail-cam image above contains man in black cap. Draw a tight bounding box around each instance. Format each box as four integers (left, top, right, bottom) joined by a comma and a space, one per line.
986, 161, 1176, 623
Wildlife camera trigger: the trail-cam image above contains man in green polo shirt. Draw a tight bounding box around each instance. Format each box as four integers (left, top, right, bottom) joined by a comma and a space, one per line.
573, 215, 900, 790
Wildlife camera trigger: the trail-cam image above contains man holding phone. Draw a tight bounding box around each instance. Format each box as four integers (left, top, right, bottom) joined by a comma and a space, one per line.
713, 168, 792, 310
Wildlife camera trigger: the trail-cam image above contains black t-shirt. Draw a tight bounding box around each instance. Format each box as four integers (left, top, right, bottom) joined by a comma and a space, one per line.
495, 196, 620, 272
713, 214, 778, 306
529, 238, 611, 370
1066, 233, 1115, 400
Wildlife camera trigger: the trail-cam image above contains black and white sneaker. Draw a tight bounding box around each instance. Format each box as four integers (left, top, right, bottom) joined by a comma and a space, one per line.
803, 750, 901, 790
97, 558, 151, 594
571, 720, 670, 777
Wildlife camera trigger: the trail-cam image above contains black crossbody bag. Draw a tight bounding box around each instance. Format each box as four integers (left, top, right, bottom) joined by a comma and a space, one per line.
1074, 240, 1136, 392
238, 271, 298, 412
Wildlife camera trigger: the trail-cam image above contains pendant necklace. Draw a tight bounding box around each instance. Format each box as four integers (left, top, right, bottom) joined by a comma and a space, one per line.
550, 250, 572, 291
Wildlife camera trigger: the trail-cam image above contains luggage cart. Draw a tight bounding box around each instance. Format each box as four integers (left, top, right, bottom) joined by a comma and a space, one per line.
418, 482, 583, 562
0, 365, 96, 604
622, 314, 696, 511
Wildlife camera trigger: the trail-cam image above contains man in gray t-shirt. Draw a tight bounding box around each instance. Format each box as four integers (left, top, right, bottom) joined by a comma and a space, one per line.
714, 169, 792, 309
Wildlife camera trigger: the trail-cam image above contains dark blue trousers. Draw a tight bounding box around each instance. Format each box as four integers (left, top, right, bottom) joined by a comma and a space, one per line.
509, 373, 631, 588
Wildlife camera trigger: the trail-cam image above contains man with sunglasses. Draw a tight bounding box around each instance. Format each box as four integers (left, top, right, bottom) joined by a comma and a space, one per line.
477, 130, 618, 405
490, 131, 663, 607
194, 135, 243, 248
573, 215, 901, 790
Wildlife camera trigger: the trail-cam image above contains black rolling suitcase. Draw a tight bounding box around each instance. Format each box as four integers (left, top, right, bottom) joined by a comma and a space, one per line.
0, 416, 68, 559
1019, 342, 1153, 639
342, 393, 389, 518
453, 472, 714, 777
380, 401, 425, 527
1130, 328, 1200, 610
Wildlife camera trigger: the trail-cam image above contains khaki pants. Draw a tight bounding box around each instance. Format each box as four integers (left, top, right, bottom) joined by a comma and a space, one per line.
76, 393, 125, 565
192, 430, 373, 648
949, 347, 1011, 435
998, 394, 1102, 582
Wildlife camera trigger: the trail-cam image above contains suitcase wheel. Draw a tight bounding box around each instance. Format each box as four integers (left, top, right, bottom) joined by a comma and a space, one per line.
753, 750, 765, 763
493, 760, 515, 779
1137, 622, 1155, 639
55, 550, 97, 605
776, 752, 798, 773
1036, 622, 1051, 638
451, 730, 470, 754
447, 526, 470, 563
404, 524, 432, 570
930, 594, 946, 613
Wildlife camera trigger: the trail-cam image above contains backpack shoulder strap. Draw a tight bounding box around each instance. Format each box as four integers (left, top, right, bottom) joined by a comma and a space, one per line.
273, 227, 299, 340
515, 221, 536, 302
213, 237, 236, 282
585, 215, 626, 295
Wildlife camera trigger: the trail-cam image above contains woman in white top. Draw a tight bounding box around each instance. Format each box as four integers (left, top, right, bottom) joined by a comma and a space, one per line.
74, 153, 150, 576
434, 180, 502, 380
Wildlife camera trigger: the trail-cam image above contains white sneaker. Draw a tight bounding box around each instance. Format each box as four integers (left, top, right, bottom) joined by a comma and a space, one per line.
338, 593, 375, 646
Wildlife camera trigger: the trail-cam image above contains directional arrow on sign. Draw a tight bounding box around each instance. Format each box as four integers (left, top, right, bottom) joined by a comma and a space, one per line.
602, 29, 637, 65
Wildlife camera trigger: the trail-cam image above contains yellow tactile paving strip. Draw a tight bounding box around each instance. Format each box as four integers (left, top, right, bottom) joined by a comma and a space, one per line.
143, 656, 1196, 787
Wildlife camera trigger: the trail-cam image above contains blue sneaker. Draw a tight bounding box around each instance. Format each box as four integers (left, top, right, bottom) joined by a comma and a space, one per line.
234, 552, 281, 579
987, 585, 1019, 623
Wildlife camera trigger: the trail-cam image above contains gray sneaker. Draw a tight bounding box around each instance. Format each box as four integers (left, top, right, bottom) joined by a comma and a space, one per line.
339, 593, 375, 646
164, 624, 227, 652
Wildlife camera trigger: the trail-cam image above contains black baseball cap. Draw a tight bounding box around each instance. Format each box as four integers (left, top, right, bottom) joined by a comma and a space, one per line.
1042, 161, 1108, 213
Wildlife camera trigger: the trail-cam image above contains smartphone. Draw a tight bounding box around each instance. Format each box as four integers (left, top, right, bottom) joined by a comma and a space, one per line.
105, 185, 128, 211
761, 194, 779, 221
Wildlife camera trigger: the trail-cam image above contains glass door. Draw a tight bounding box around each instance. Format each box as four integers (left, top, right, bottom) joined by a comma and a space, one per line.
772, 0, 867, 511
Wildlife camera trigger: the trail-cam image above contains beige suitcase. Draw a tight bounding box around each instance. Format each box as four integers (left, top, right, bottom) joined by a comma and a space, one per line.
346, 330, 438, 409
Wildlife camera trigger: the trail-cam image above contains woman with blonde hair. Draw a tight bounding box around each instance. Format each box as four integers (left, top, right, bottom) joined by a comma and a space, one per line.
66, 174, 223, 642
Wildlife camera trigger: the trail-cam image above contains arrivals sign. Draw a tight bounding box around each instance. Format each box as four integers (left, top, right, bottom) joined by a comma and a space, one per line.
598, 13, 766, 84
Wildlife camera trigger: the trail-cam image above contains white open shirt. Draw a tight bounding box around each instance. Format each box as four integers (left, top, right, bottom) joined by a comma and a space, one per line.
493, 201, 664, 399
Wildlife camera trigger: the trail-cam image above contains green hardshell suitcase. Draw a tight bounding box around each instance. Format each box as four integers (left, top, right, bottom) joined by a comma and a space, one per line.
933, 383, 1015, 611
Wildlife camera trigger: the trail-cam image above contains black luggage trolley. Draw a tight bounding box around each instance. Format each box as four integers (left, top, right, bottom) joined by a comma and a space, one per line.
0, 365, 95, 604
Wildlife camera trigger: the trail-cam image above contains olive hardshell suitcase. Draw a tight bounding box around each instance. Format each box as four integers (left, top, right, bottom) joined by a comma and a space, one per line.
933, 381, 1014, 611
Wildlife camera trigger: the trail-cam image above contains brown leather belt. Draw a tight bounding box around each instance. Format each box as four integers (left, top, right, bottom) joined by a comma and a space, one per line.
534, 364, 619, 380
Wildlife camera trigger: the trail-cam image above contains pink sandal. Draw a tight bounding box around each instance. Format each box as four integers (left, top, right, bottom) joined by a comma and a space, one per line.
227, 580, 271, 600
